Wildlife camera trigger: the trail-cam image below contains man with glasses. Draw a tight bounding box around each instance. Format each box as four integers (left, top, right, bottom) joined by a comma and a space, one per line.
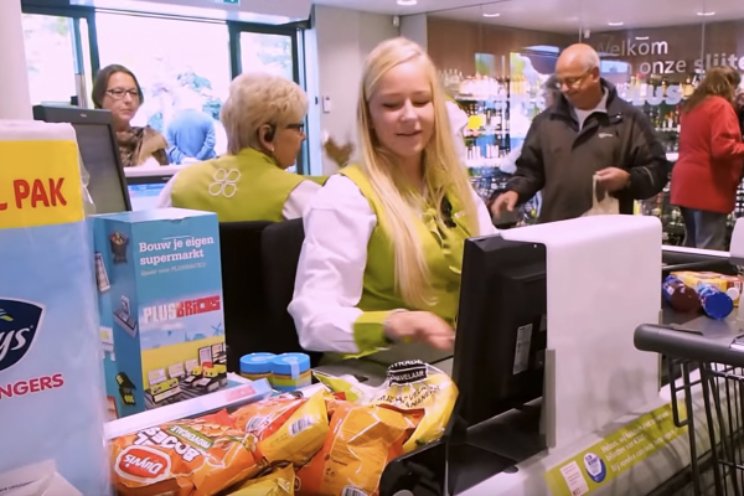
491, 43, 669, 223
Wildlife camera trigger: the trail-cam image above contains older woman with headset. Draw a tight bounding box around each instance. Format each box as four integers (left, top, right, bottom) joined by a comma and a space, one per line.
158, 72, 320, 221
289, 38, 496, 356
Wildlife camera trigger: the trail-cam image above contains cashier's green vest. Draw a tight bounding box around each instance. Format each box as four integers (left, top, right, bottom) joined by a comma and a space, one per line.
170, 147, 305, 222
340, 165, 477, 325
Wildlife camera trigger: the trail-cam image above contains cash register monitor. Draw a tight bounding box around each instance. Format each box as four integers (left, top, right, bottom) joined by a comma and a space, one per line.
453, 234, 547, 428
32, 105, 131, 213
124, 166, 178, 210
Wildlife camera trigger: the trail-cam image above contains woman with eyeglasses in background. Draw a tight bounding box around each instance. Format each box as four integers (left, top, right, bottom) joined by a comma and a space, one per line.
92, 64, 169, 167
158, 72, 320, 221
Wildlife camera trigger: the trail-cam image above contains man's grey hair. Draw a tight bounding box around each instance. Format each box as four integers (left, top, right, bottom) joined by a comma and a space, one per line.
578, 47, 601, 71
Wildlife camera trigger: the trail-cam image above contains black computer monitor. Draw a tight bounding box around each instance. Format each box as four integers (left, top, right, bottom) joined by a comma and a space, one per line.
447, 234, 547, 492
32, 105, 131, 213
453, 234, 547, 426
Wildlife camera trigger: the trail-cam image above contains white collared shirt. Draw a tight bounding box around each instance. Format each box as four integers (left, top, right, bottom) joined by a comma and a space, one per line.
288, 174, 497, 353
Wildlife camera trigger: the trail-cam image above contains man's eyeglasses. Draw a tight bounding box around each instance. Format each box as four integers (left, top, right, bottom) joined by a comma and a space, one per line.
285, 122, 305, 132
106, 88, 140, 100
554, 70, 592, 89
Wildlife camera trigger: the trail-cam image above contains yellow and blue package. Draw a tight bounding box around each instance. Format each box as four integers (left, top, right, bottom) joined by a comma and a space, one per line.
270, 352, 312, 391
0, 121, 109, 494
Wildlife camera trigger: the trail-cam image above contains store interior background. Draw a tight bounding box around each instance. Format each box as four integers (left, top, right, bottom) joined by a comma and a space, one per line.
5, 0, 744, 176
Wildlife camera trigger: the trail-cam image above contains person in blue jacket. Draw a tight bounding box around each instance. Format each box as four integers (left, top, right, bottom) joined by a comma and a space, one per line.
166, 106, 218, 164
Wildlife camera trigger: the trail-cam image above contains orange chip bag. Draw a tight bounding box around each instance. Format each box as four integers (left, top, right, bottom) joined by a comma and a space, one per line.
296, 402, 414, 496
111, 409, 259, 496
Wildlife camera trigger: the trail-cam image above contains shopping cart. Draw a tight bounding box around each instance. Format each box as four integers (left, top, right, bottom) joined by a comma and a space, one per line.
635, 322, 744, 496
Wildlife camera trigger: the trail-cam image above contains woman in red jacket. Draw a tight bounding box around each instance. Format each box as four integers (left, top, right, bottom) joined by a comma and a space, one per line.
671, 67, 744, 250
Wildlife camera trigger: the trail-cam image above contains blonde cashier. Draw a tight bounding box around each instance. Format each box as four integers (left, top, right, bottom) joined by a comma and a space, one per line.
288, 38, 496, 355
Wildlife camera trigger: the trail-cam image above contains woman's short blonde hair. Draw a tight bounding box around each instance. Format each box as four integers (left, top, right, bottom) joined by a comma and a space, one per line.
221, 73, 308, 155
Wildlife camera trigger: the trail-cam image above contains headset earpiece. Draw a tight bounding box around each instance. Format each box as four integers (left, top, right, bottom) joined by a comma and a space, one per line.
264, 125, 275, 142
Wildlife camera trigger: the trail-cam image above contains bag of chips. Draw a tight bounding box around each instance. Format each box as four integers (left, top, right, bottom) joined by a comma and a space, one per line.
231, 392, 329, 467
227, 463, 295, 496
314, 360, 458, 453
257, 392, 329, 466
110, 410, 259, 496
296, 401, 414, 496
231, 395, 305, 440
373, 360, 458, 452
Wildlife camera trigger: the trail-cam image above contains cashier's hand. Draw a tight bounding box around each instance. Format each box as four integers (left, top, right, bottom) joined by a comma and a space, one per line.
490, 191, 519, 217
595, 167, 631, 192
384, 311, 456, 351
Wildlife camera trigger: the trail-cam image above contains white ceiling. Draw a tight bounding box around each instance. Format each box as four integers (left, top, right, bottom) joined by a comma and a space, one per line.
313, 0, 744, 33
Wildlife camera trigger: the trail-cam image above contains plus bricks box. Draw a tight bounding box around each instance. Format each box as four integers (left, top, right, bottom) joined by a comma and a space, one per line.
93, 208, 227, 418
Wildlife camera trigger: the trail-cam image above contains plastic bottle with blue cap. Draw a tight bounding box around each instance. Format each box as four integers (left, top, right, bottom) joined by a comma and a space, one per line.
697, 283, 734, 320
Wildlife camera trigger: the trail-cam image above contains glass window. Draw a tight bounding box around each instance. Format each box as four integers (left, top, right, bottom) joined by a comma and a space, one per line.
96, 13, 232, 157
22, 14, 84, 105
240, 32, 294, 80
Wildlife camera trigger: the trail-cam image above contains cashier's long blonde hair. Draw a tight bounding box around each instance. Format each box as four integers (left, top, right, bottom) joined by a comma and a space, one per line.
356, 37, 480, 308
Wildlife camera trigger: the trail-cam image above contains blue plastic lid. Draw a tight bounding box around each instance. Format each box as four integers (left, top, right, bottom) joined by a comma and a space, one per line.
271, 353, 311, 377
698, 285, 734, 320
240, 352, 276, 374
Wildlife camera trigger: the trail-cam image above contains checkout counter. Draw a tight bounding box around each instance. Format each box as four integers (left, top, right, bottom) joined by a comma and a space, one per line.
332, 223, 742, 496
451, 244, 738, 496
98, 217, 739, 496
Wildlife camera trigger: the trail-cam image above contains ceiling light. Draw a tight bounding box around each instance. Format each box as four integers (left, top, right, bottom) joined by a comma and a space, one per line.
397, 0, 417, 5
696, 11, 716, 16
635, 36, 649, 41
483, 12, 501, 17
607, 21, 624, 27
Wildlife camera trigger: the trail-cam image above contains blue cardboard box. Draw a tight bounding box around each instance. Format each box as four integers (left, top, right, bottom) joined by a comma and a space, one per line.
93, 208, 227, 418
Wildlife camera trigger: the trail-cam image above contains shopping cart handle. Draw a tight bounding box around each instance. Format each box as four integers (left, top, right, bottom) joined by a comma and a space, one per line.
634, 323, 744, 367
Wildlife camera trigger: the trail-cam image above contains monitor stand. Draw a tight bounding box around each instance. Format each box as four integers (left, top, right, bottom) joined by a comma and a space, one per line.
445, 400, 546, 494
379, 400, 545, 495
